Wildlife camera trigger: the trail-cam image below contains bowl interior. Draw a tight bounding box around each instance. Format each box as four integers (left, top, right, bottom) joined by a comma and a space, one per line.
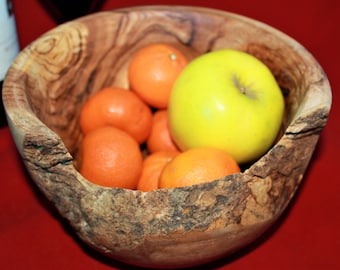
14, 6, 314, 166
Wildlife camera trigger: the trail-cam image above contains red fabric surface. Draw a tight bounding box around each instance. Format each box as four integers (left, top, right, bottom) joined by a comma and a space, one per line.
1, 0, 339, 269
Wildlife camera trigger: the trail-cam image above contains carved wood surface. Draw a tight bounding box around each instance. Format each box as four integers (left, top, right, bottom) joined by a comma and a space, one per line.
3, 6, 331, 269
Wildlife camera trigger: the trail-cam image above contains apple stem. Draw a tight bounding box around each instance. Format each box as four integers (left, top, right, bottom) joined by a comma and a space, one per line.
240, 86, 248, 95
232, 75, 247, 95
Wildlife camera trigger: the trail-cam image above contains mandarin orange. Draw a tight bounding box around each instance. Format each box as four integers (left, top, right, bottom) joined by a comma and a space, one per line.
80, 87, 152, 144
128, 43, 188, 109
159, 147, 240, 188
80, 126, 143, 189
146, 109, 180, 153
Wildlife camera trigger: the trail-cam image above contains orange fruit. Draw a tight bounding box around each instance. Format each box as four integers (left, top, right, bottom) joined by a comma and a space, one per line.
80, 126, 143, 189
159, 147, 240, 188
80, 87, 152, 144
128, 43, 189, 109
137, 151, 180, 192
146, 109, 180, 153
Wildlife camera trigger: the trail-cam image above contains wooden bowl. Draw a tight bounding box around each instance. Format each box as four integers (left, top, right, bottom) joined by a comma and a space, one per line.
3, 5, 331, 269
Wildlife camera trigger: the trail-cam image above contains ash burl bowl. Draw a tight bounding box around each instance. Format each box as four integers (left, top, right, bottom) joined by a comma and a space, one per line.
3, 5, 331, 269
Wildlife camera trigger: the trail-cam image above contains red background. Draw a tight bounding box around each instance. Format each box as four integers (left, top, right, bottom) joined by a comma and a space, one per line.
1, 0, 339, 269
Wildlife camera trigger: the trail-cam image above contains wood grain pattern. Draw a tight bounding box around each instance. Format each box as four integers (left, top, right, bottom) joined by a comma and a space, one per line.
2, 6, 331, 269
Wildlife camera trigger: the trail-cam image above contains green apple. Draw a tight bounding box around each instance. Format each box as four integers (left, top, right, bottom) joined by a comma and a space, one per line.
168, 49, 284, 164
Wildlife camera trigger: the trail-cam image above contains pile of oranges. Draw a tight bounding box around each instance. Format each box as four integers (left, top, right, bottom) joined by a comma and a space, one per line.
79, 44, 240, 191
